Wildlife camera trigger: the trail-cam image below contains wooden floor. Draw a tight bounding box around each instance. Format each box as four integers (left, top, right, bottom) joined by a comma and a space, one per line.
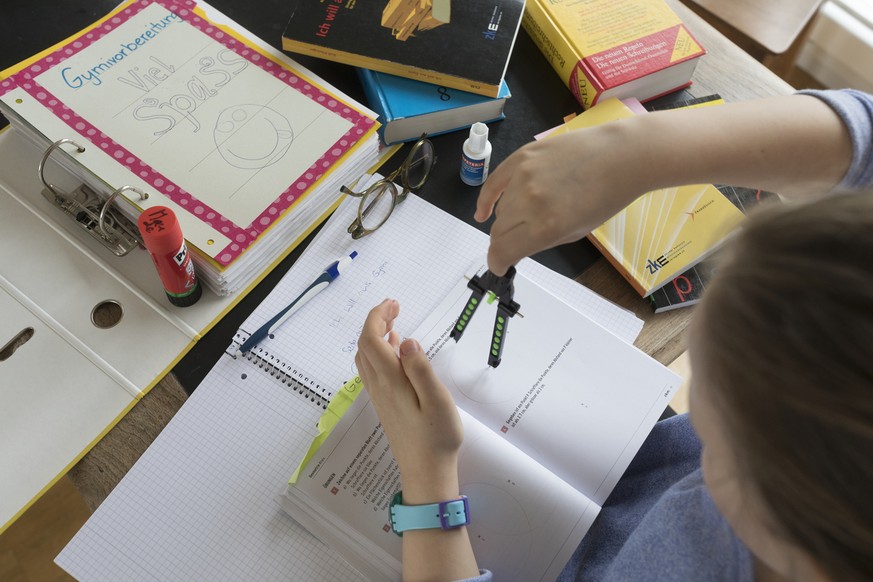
0, 478, 89, 582
0, 61, 826, 580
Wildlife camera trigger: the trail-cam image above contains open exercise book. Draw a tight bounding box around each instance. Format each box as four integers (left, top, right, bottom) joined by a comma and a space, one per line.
279, 270, 681, 581
56, 184, 660, 581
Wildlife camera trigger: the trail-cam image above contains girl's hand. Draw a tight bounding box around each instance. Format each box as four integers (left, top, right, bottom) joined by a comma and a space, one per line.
355, 299, 464, 504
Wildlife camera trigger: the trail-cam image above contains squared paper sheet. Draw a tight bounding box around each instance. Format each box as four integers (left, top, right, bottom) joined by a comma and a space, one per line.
57, 190, 643, 580
231, 186, 643, 400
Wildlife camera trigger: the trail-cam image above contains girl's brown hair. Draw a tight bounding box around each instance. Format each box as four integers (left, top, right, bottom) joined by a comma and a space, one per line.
696, 193, 873, 579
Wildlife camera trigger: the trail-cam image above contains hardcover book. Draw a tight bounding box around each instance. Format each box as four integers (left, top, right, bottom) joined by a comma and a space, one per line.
357, 68, 510, 144
282, 0, 526, 97
647, 258, 716, 313
523, 0, 706, 109
548, 96, 748, 297
648, 186, 780, 312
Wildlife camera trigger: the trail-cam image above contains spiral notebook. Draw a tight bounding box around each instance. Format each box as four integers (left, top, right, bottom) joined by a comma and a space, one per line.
56, 188, 644, 580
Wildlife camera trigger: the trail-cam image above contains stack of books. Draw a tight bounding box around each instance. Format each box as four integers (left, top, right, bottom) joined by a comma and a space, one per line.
281, 0, 527, 144
0, 0, 382, 296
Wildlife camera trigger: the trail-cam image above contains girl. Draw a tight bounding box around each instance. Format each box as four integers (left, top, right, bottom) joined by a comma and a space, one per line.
355, 89, 873, 581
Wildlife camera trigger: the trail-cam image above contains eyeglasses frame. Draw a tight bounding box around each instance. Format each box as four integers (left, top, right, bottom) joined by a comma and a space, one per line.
341, 135, 435, 239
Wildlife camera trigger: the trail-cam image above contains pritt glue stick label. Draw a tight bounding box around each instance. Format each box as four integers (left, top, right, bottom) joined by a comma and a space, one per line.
138, 206, 202, 307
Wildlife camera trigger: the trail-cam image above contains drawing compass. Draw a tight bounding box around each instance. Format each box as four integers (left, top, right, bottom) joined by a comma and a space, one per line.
450, 266, 521, 368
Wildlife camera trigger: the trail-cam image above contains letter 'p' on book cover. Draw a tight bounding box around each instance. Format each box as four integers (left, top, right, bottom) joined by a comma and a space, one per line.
282, 0, 525, 97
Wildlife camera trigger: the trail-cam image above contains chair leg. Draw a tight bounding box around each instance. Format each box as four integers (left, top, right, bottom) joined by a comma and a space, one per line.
762, 11, 821, 79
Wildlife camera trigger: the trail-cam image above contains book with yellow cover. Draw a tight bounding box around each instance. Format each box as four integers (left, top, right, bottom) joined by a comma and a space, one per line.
523, 0, 706, 109
549, 97, 746, 297
646, 185, 780, 312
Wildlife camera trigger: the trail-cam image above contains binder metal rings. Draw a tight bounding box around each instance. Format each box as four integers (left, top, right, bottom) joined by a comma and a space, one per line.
38, 138, 85, 201
99, 185, 148, 239
39, 139, 149, 257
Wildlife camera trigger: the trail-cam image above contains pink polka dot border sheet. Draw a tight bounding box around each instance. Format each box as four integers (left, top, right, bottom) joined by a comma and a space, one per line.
0, 0, 376, 267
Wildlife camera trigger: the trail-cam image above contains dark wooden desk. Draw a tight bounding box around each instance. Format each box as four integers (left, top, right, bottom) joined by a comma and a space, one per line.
0, 0, 792, 508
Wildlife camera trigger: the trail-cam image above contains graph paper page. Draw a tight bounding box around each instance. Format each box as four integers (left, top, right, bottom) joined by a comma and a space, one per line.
57, 185, 642, 580
232, 185, 642, 401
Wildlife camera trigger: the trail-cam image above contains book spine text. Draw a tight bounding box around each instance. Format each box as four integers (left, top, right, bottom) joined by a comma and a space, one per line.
522, 0, 599, 108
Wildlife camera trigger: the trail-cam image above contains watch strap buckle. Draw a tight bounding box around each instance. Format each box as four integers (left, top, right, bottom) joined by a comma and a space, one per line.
438, 497, 471, 530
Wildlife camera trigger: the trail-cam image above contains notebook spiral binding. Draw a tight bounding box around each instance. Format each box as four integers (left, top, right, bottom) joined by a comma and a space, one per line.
39, 138, 147, 256
232, 331, 332, 409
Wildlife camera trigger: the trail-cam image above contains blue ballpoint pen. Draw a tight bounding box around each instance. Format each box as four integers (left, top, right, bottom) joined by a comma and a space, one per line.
235, 251, 358, 358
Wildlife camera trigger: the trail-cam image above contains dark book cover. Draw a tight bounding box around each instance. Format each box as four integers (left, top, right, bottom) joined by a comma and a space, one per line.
282, 0, 525, 96
646, 94, 722, 111
648, 259, 717, 313
649, 185, 779, 313
717, 184, 779, 214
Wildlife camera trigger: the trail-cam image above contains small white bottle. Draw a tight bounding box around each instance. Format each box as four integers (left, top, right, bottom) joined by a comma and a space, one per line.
459, 122, 492, 186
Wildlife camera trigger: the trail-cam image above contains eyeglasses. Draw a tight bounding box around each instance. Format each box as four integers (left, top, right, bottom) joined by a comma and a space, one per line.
341, 136, 435, 239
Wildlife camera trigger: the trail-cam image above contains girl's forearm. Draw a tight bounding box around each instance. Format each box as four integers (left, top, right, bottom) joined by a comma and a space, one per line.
622, 94, 853, 200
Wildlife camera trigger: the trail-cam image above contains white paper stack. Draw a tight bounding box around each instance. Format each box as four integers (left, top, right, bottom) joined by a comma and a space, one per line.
0, 0, 381, 296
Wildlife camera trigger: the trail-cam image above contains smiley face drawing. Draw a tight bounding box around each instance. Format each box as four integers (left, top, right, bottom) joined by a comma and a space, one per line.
213, 104, 294, 169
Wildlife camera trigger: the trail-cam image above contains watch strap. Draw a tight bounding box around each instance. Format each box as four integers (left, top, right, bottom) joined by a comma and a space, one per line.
389, 491, 470, 536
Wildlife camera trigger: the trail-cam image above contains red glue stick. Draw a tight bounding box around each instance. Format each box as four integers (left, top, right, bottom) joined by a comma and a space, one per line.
138, 206, 202, 307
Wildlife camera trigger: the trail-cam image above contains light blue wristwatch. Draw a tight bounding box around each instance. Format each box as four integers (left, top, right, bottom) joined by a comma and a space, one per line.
389, 491, 470, 536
